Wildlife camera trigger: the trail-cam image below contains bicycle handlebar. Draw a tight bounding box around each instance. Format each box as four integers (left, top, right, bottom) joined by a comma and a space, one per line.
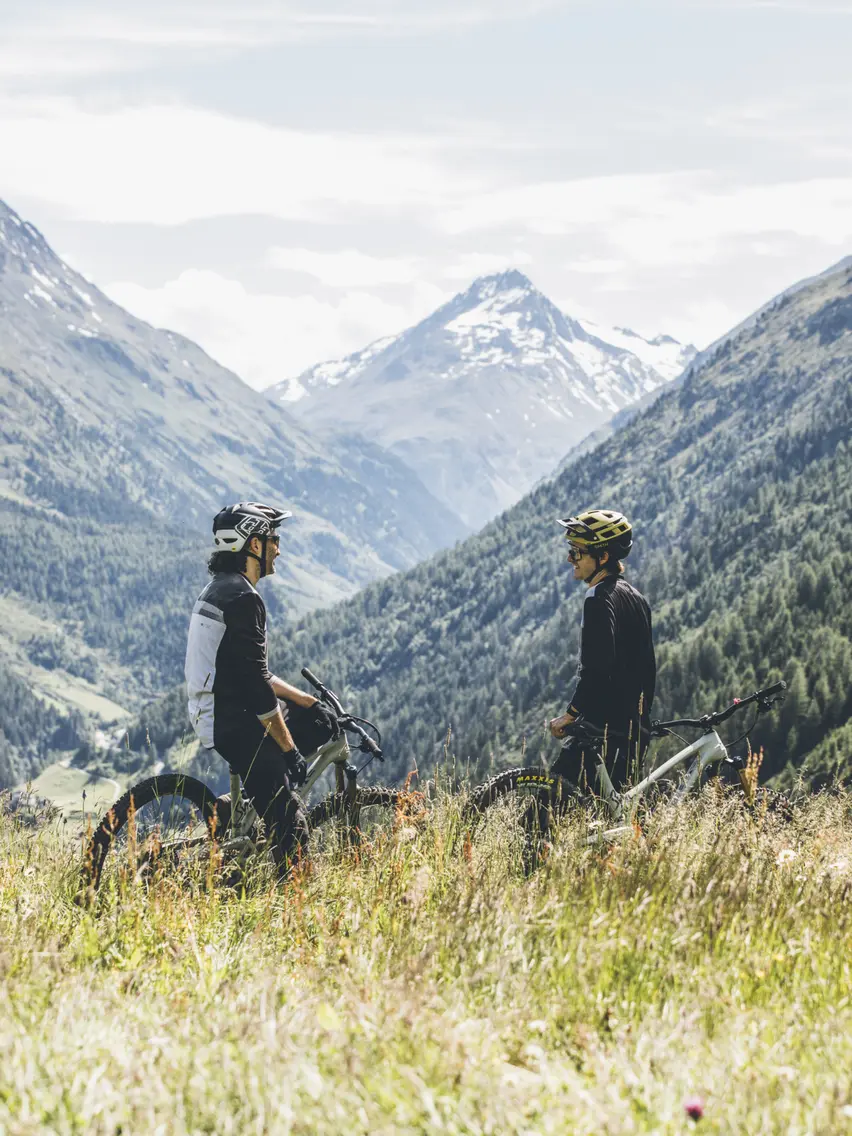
651, 680, 786, 736
300, 665, 383, 761
301, 666, 323, 692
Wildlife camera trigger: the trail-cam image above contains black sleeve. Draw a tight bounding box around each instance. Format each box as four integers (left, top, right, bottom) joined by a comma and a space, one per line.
224, 592, 279, 720
569, 589, 616, 718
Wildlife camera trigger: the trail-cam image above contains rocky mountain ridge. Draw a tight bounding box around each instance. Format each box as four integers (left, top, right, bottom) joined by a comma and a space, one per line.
0, 200, 464, 588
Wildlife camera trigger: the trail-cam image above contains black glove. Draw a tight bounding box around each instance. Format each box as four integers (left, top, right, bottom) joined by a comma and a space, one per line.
283, 747, 307, 787
311, 700, 340, 739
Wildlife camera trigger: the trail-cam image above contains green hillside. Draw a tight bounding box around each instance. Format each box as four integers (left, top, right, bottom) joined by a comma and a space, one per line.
120, 260, 852, 788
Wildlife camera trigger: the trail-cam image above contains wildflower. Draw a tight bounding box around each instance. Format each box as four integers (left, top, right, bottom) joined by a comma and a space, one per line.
684, 1095, 705, 1121
776, 849, 797, 866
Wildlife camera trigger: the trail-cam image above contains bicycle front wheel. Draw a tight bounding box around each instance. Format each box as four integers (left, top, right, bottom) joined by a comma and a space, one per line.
471, 767, 565, 814
84, 773, 222, 892
307, 786, 403, 847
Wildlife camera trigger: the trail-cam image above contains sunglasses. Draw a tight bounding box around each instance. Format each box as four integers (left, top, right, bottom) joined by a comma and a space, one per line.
566, 545, 588, 563
268, 532, 280, 547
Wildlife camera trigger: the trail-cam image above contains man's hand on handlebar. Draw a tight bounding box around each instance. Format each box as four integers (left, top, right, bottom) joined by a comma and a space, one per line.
311, 701, 341, 739
549, 711, 576, 739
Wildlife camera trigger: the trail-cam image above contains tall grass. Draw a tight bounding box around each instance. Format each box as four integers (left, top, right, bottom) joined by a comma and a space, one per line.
1, 785, 852, 1133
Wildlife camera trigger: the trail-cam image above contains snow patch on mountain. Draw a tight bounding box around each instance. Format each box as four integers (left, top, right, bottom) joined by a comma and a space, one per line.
578, 320, 694, 382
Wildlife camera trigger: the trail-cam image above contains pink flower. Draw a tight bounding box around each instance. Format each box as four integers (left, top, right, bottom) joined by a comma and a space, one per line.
684, 1096, 705, 1121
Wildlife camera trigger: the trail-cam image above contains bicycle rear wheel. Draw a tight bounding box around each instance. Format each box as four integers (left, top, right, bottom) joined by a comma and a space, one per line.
307, 786, 403, 847
84, 773, 222, 892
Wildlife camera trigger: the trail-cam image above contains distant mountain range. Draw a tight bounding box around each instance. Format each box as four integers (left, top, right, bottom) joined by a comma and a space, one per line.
267, 270, 696, 528
11, 189, 847, 797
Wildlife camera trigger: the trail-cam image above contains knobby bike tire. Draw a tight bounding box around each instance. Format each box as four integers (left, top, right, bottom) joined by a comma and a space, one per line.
307, 786, 403, 829
84, 773, 221, 892
470, 767, 562, 815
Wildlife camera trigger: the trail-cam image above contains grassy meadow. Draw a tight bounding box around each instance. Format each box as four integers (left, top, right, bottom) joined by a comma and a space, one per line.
2, 783, 852, 1134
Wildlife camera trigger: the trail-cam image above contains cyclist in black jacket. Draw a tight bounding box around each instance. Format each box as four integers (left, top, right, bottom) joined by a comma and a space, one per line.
549, 508, 656, 793
185, 502, 337, 872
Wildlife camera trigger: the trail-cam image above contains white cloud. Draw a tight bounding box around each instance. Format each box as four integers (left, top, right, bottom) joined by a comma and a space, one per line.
657, 298, 745, 352
611, 178, 852, 268
566, 257, 628, 276
442, 171, 852, 268
0, 0, 567, 79
106, 269, 446, 386
0, 98, 471, 226
439, 173, 696, 237
268, 247, 421, 287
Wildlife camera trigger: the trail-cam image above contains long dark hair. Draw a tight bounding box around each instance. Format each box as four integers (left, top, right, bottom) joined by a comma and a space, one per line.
207, 550, 249, 575
594, 550, 626, 576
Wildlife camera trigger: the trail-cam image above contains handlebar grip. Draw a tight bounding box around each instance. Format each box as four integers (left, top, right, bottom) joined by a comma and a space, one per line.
301, 666, 323, 691
761, 680, 787, 696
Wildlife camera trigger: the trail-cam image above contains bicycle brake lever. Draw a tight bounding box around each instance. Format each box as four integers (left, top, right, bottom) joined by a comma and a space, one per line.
758, 694, 785, 713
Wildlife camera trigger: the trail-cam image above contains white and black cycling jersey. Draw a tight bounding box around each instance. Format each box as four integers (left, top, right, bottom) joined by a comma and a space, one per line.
185, 572, 280, 750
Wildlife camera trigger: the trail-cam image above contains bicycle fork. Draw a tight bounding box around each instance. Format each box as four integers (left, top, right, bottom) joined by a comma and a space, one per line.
335, 759, 363, 835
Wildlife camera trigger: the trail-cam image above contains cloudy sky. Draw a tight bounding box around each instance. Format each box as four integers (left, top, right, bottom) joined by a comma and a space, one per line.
2, 0, 851, 388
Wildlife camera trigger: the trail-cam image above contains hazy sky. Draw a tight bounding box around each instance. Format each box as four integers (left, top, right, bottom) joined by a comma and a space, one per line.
2, 0, 851, 388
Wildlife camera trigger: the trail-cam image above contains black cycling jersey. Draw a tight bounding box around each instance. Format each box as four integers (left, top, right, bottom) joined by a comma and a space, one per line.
567, 573, 656, 747
185, 572, 280, 751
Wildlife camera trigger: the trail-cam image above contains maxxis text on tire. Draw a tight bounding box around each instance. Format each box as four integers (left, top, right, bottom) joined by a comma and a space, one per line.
470, 767, 559, 815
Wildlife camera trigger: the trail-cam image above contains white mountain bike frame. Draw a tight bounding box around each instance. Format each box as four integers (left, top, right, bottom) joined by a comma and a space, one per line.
560, 682, 787, 844
587, 728, 728, 843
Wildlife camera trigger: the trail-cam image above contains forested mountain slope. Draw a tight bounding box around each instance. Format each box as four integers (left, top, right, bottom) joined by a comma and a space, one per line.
126, 258, 852, 788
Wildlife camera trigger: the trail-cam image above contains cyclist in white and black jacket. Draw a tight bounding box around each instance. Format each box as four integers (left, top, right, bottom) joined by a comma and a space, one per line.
185, 502, 337, 872
549, 508, 656, 793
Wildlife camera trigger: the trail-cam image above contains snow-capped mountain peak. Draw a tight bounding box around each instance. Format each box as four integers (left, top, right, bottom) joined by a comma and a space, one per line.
266, 270, 697, 529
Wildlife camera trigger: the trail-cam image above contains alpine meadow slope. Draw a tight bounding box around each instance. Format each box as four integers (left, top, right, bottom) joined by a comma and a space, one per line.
268, 271, 695, 529
131, 258, 852, 789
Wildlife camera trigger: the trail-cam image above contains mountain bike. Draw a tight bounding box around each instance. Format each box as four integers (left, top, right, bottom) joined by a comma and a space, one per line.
84, 668, 403, 892
471, 681, 788, 843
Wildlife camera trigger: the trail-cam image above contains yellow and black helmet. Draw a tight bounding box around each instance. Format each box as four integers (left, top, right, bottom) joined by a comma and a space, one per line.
557, 508, 633, 557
